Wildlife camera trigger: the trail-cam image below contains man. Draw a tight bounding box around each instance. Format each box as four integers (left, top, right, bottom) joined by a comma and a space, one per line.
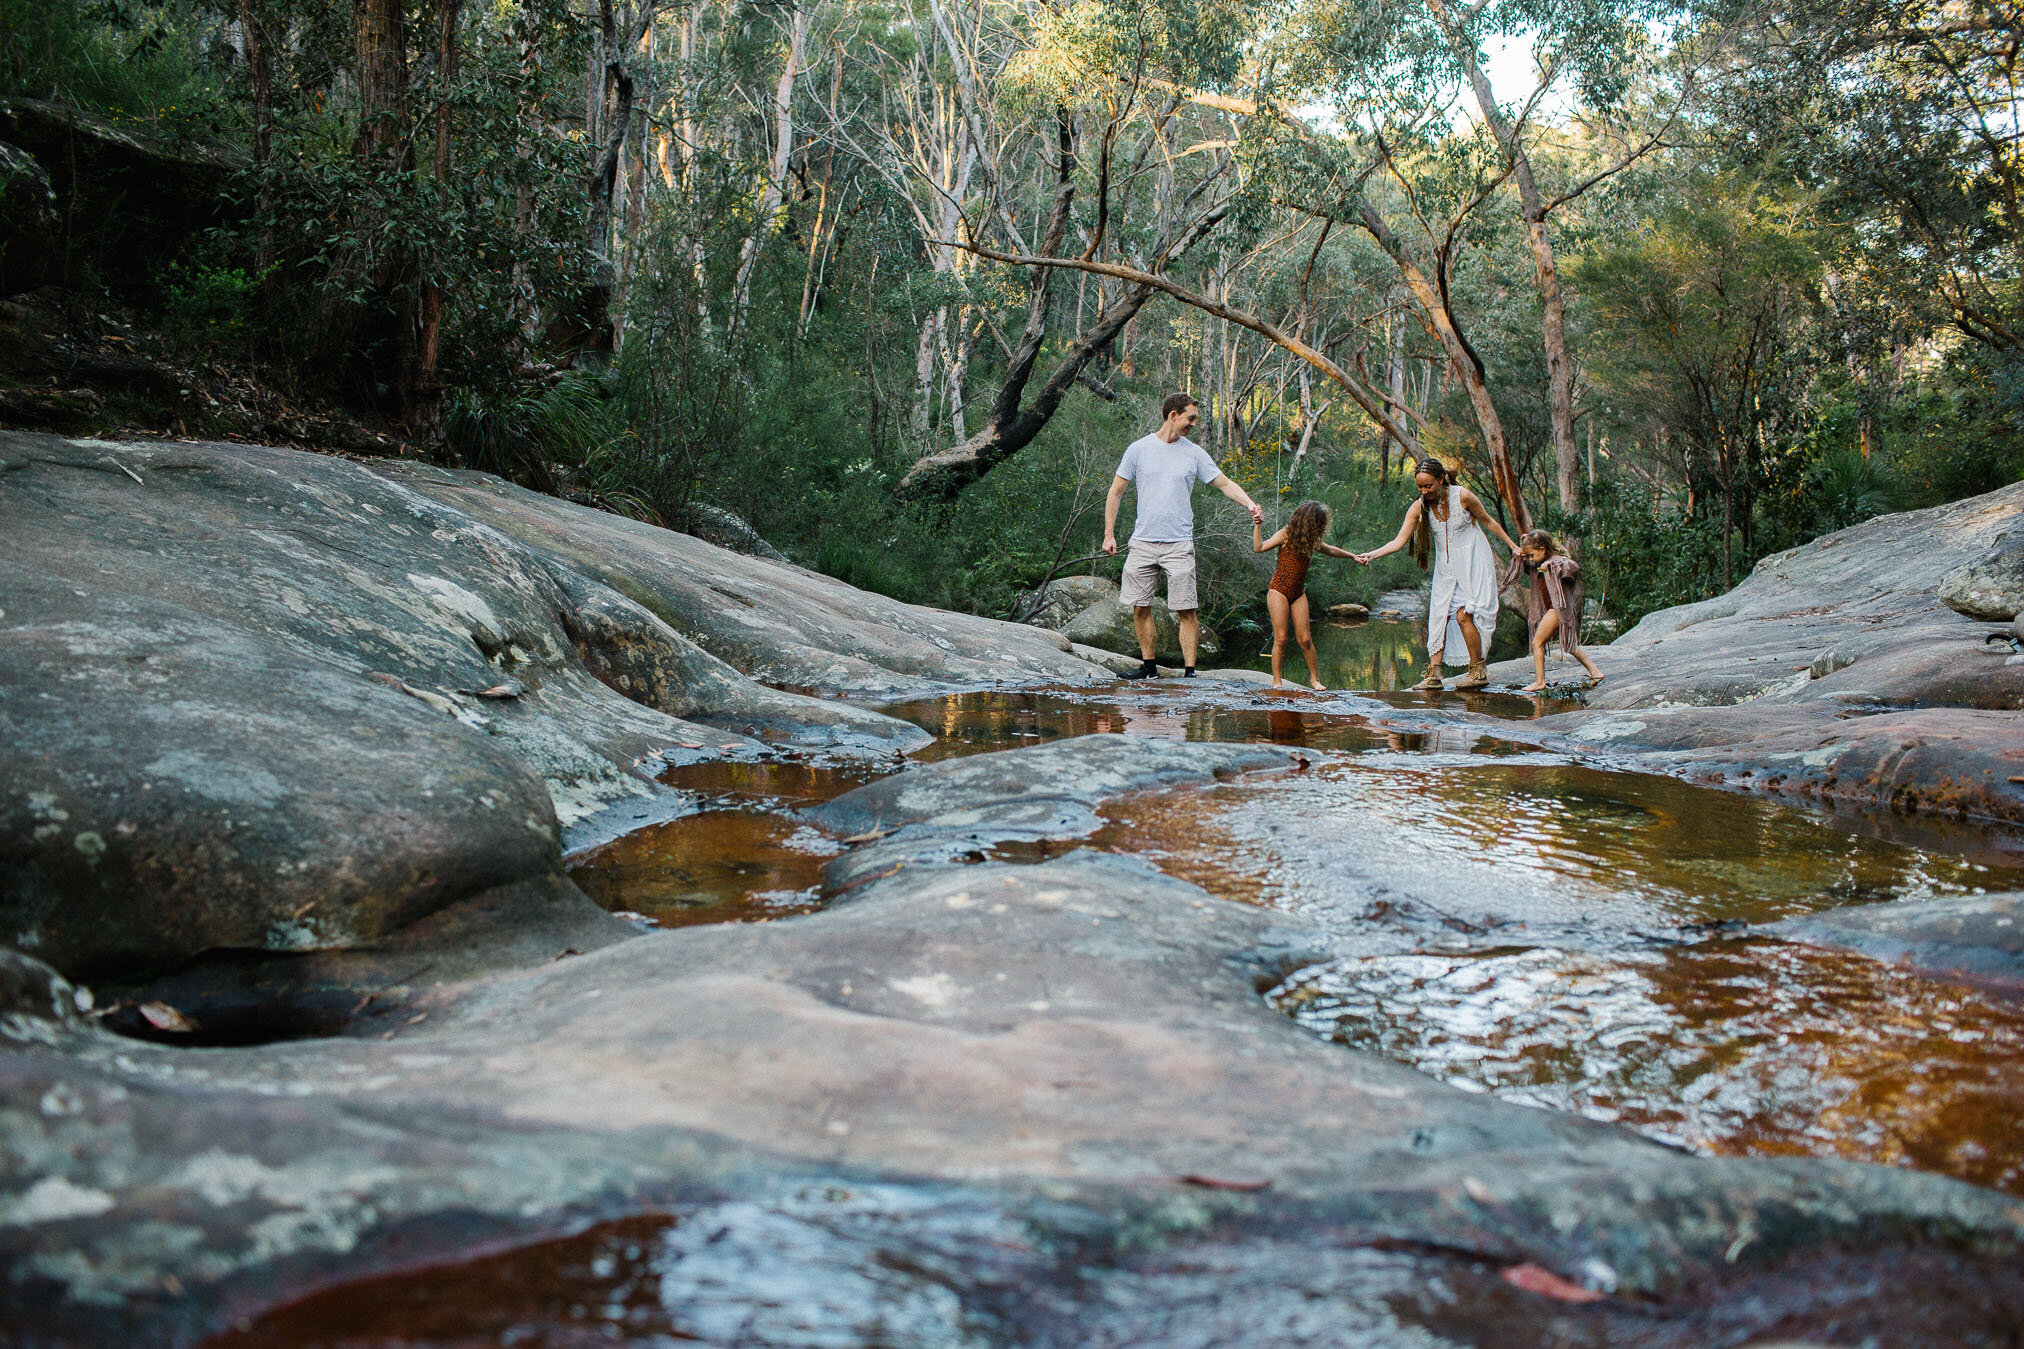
1102, 393, 1264, 678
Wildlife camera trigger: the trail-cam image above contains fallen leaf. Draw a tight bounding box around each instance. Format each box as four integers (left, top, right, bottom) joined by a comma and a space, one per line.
719, 743, 742, 752
841, 826, 892, 844
679, 742, 704, 750
139, 1000, 196, 1032
1500, 1264, 1605, 1304
1178, 1174, 1272, 1192
470, 684, 519, 699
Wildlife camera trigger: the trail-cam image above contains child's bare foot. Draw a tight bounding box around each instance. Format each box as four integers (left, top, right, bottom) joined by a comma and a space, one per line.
1309, 680, 1326, 692
1270, 679, 1286, 690
1520, 680, 1547, 692
1585, 671, 1605, 685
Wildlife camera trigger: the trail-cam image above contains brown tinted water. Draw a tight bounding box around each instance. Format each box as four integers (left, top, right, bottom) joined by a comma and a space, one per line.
1092, 760, 2024, 1195
213, 685, 2024, 1342
567, 809, 841, 927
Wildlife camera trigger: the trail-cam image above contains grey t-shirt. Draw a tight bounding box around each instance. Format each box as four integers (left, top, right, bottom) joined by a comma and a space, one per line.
1115, 434, 1221, 543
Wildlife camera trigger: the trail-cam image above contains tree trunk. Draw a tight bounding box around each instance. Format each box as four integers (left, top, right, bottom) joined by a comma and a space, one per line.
240, 0, 275, 318
1355, 201, 1530, 531
731, 5, 808, 328
416, 0, 460, 433
1427, 0, 1579, 513
353, 0, 408, 165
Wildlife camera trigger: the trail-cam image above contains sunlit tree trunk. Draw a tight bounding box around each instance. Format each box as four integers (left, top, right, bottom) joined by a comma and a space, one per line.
731, 5, 808, 329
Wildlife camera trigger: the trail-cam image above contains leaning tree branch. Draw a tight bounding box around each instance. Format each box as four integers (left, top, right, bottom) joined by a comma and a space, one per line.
931, 239, 1424, 459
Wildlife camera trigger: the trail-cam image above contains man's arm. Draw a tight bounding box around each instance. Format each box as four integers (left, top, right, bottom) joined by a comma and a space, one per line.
1209, 473, 1264, 523
1102, 476, 1130, 555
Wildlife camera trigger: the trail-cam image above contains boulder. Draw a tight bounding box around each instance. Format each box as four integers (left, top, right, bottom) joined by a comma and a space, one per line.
1771, 891, 2024, 995
0, 141, 56, 295
1462, 480, 2024, 824
0, 431, 1106, 981
1376, 587, 1429, 618
1022, 574, 1222, 664
1019, 574, 1119, 630
1940, 530, 2024, 620
1326, 602, 1369, 620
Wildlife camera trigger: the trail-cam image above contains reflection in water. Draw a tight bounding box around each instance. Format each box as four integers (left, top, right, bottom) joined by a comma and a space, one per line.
877, 688, 1426, 760
1278, 940, 2024, 1195
660, 756, 889, 805
568, 810, 841, 927
1093, 761, 2024, 1194
1245, 616, 1426, 691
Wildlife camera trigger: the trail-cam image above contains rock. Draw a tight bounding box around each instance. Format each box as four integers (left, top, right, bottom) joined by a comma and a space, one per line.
1019, 574, 1119, 630
1376, 587, 1428, 618
0, 98, 244, 295
390, 462, 1111, 694
1471, 480, 2024, 824
1069, 641, 1144, 675
1326, 602, 1369, 620
0, 946, 84, 1028
807, 735, 1290, 892
0, 431, 1099, 980
1022, 574, 1221, 665
676, 501, 789, 563
1940, 531, 2024, 620
0, 141, 56, 295
1771, 891, 2024, 995
8, 853, 2024, 1343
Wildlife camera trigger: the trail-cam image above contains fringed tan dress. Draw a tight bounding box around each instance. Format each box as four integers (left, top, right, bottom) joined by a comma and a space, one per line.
1503, 553, 1586, 657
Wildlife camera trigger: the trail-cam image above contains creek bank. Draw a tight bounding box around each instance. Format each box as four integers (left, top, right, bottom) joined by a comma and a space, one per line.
1478, 481, 2024, 823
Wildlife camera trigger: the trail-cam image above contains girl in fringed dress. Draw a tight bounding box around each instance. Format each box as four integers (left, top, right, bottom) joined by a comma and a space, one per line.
1504, 529, 1606, 691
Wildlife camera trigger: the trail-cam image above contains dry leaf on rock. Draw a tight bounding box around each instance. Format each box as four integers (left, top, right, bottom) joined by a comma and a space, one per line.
138, 1001, 196, 1032
1500, 1264, 1605, 1304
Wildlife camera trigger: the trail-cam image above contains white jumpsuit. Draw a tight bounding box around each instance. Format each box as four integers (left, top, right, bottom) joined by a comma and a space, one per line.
1426, 485, 1499, 667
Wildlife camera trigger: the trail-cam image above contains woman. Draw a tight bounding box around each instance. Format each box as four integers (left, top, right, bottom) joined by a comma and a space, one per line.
1353, 457, 1520, 690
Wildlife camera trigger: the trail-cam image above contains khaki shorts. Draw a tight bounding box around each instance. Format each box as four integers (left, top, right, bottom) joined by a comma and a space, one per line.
1120, 539, 1199, 611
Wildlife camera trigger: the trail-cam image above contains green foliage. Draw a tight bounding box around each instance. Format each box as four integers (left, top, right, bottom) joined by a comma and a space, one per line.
0, 0, 231, 136
159, 259, 260, 353
1571, 475, 1726, 628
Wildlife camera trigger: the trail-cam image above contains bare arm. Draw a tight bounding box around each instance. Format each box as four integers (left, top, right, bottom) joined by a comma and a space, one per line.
1358, 500, 1423, 563
1460, 488, 1520, 554
1254, 521, 1288, 553
1102, 476, 1129, 555
1209, 473, 1265, 523
1316, 542, 1357, 559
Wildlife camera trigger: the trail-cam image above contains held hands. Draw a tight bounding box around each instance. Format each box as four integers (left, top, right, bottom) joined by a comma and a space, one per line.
1247, 502, 1264, 523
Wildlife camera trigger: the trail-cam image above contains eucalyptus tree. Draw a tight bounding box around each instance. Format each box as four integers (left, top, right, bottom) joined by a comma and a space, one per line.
1575, 169, 1823, 586
1712, 0, 2022, 355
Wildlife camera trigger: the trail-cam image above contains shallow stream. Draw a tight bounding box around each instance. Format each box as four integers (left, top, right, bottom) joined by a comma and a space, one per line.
223, 676, 2024, 1343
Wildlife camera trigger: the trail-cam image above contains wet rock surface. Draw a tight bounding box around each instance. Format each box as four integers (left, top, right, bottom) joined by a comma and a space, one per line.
8, 846, 2024, 1344
808, 734, 1293, 892
1482, 481, 2024, 823
1773, 891, 2024, 995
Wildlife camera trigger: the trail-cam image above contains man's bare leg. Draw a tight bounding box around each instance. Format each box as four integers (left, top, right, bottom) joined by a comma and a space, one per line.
1177, 610, 1199, 670
1133, 606, 1158, 661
